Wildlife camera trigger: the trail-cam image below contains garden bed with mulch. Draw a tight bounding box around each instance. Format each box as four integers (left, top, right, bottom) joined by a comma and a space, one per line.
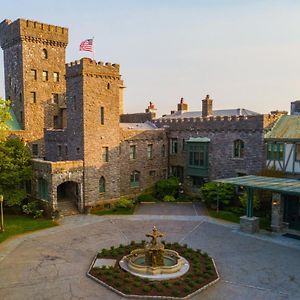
88, 241, 219, 299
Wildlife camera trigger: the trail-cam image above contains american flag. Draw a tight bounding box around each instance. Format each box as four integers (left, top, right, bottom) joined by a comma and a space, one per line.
79, 39, 93, 52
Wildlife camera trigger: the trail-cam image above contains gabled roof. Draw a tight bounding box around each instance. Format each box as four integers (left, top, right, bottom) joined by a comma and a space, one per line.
265, 115, 300, 140
160, 108, 259, 119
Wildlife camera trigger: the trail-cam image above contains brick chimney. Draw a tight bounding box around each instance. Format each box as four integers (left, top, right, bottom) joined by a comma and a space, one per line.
202, 95, 213, 117
177, 97, 188, 113
145, 101, 157, 118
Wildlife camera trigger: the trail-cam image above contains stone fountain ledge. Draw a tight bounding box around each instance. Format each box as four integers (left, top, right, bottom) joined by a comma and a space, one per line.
87, 255, 220, 299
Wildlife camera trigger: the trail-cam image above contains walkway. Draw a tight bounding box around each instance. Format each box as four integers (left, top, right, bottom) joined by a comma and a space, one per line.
0, 203, 300, 300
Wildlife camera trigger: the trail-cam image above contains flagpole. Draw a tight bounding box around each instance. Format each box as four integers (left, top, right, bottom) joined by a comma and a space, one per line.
92, 36, 95, 60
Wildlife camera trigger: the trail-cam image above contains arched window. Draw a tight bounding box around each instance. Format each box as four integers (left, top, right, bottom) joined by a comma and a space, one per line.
233, 139, 244, 158
99, 176, 106, 193
130, 170, 140, 188
107, 82, 110, 90
42, 48, 48, 59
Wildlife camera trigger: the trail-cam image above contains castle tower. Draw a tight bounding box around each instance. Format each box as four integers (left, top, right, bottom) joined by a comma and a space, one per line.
202, 94, 213, 117
145, 101, 157, 118
0, 18, 68, 157
177, 97, 188, 113
66, 58, 124, 207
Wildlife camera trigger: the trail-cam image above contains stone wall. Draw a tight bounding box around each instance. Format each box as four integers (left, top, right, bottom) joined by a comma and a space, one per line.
120, 112, 155, 123
119, 128, 168, 196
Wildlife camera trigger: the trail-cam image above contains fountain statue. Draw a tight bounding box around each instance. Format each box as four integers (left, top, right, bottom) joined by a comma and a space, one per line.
119, 226, 189, 280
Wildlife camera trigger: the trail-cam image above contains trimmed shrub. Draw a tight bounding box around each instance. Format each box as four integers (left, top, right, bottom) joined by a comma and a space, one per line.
116, 197, 134, 209
154, 177, 180, 200
163, 195, 175, 202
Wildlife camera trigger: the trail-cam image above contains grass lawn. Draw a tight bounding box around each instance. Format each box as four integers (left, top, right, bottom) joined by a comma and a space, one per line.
208, 209, 241, 223
0, 214, 57, 244
92, 206, 135, 216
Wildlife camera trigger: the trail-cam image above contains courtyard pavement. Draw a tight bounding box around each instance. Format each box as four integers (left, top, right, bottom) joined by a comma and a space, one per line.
0, 203, 300, 300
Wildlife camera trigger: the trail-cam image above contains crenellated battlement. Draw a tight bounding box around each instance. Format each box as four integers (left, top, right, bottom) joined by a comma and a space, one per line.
0, 18, 68, 49
66, 58, 121, 79
154, 114, 279, 131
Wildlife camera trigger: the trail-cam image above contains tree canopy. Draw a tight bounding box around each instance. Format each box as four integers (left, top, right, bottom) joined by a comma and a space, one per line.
0, 98, 12, 141
0, 137, 32, 206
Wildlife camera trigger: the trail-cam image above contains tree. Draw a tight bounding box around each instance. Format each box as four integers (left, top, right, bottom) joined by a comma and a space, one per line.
0, 137, 32, 206
0, 98, 12, 141
200, 182, 235, 209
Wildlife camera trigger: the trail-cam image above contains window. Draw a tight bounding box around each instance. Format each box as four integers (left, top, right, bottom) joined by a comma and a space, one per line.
161, 144, 166, 157
65, 145, 68, 157
171, 138, 178, 154
20, 111, 23, 124
58, 145, 62, 157
188, 144, 206, 167
233, 139, 244, 158
42, 48, 48, 59
53, 72, 59, 82
19, 92, 22, 103
107, 82, 110, 89
32, 144, 38, 156
42, 70, 48, 81
76, 147, 80, 155
52, 93, 59, 104
53, 116, 59, 129
8, 76, 11, 87
30, 69, 37, 80
99, 176, 106, 193
100, 106, 104, 125
130, 145, 136, 160
162, 169, 167, 179
147, 144, 153, 159
38, 178, 48, 200
149, 170, 156, 176
182, 139, 185, 151
102, 147, 109, 162
267, 143, 284, 161
296, 144, 300, 161
30, 92, 36, 103
130, 170, 140, 187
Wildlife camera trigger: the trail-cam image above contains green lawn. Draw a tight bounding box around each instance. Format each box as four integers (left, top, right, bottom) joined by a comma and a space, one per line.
92, 206, 135, 216
208, 209, 241, 223
0, 214, 57, 243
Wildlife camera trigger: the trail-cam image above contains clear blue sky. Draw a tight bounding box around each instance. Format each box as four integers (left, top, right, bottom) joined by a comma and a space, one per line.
1, 0, 300, 116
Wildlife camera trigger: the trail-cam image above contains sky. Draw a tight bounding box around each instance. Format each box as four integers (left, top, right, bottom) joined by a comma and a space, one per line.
1, 0, 300, 116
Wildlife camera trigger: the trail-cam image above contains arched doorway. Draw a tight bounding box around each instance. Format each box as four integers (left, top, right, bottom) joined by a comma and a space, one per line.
57, 181, 79, 214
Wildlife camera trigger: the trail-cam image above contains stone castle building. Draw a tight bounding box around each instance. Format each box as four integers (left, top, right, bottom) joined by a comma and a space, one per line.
0, 18, 280, 213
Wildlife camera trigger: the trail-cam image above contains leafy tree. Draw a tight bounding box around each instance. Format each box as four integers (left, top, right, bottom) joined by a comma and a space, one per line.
154, 177, 180, 200
0, 98, 12, 141
200, 182, 235, 209
0, 137, 32, 206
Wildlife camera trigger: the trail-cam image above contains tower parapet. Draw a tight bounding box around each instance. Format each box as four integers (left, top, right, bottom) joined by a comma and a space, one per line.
0, 18, 68, 49
66, 58, 121, 79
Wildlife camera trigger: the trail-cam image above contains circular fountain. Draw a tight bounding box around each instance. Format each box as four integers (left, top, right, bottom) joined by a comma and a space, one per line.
119, 226, 189, 280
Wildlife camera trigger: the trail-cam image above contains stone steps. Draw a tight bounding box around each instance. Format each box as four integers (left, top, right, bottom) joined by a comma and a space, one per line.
58, 200, 79, 216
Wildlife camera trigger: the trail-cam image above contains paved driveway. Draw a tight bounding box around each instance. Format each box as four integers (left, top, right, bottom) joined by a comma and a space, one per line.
0, 207, 300, 300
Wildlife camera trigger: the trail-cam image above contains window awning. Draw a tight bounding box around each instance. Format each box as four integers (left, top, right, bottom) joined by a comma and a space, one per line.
214, 175, 300, 195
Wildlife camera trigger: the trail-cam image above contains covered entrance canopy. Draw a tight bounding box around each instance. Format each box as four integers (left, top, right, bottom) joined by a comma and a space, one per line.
214, 175, 300, 233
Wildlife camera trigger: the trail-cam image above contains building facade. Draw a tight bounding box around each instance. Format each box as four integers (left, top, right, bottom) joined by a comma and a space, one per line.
0, 18, 281, 213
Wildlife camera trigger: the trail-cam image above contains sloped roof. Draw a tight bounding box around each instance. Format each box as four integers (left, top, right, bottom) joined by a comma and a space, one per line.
187, 137, 210, 143
215, 175, 300, 195
265, 115, 300, 140
120, 121, 158, 130
160, 108, 259, 119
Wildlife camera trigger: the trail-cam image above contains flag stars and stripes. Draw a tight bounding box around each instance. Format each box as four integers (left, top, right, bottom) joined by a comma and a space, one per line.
79, 39, 93, 52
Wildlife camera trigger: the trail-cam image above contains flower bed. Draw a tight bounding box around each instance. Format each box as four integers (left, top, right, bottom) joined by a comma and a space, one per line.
88, 241, 219, 299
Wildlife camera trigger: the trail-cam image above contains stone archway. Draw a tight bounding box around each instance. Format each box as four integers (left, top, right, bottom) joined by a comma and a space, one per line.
57, 181, 80, 214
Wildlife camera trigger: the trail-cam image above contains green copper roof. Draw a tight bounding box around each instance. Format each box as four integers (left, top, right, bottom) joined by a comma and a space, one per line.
6, 108, 21, 130
265, 115, 300, 140
214, 175, 300, 195
187, 137, 210, 143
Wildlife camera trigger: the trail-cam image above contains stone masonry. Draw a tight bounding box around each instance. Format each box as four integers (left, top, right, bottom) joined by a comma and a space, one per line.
0, 17, 281, 213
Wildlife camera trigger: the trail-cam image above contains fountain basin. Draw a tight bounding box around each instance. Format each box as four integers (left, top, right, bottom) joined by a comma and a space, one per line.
119, 248, 190, 280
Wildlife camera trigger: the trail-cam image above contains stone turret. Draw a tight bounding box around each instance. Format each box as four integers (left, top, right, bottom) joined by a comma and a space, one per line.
202, 95, 213, 117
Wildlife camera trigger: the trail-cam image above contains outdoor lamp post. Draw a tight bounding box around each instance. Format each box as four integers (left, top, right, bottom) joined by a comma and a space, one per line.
0, 195, 4, 232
